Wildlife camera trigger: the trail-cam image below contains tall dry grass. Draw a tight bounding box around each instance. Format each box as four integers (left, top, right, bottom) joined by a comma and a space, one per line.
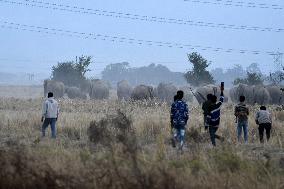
0, 85, 43, 99
0, 97, 283, 189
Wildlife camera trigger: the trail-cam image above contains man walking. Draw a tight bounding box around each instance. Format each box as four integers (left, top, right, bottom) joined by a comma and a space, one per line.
255, 106, 272, 143
234, 96, 249, 144
170, 91, 189, 149
206, 89, 225, 146
202, 94, 213, 131
41, 92, 59, 138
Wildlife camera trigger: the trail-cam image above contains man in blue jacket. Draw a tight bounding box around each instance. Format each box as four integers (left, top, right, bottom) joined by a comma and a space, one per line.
171, 90, 189, 149
206, 89, 225, 146
202, 94, 213, 131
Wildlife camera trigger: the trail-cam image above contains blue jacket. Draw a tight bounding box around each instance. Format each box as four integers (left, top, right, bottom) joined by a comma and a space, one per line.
171, 100, 189, 128
207, 96, 224, 127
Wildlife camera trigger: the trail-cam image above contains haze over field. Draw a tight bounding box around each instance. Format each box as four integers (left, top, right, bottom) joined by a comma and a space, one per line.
0, 0, 283, 84
1, 1, 284, 188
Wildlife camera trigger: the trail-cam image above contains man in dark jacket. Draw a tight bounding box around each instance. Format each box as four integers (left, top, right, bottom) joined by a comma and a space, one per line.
170, 95, 178, 147
207, 90, 225, 146
170, 91, 189, 149
202, 94, 213, 130
170, 95, 178, 128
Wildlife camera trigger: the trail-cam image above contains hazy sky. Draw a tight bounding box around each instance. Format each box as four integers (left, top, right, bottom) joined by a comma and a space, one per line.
0, 0, 283, 78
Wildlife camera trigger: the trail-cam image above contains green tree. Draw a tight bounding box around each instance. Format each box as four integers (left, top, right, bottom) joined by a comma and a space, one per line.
75, 56, 92, 78
247, 63, 261, 74
51, 56, 92, 87
184, 52, 214, 86
269, 71, 284, 85
234, 72, 264, 86
101, 62, 130, 85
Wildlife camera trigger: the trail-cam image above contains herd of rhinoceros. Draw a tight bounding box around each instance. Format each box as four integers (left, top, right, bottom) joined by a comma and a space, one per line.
44, 79, 284, 105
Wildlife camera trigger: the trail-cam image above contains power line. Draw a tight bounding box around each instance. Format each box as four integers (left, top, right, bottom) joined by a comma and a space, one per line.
1, 0, 284, 33
183, 0, 284, 10
0, 20, 280, 55
0, 58, 123, 65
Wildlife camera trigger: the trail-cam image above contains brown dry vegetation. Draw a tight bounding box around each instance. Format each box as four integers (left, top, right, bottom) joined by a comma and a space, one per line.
0, 85, 42, 99
0, 86, 284, 189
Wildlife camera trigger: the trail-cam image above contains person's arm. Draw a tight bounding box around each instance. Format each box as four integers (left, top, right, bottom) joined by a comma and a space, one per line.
234, 106, 239, 117
202, 102, 206, 112
220, 91, 224, 102
269, 111, 272, 124
170, 105, 173, 124
255, 112, 259, 125
185, 103, 189, 123
246, 107, 249, 116
170, 103, 175, 123
56, 103, 59, 121
41, 101, 47, 122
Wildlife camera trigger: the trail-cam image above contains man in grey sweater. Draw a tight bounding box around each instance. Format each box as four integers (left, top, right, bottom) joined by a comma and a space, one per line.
255, 106, 272, 143
41, 92, 59, 138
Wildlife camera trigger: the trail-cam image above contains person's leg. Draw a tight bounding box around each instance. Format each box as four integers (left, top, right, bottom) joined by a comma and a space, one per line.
243, 121, 248, 144
237, 122, 242, 143
174, 128, 178, 140
258, 124, 265, 143
209, 126, 216, 146
50, 118, 57, 139
175, 128, 180, 142
213, 126, 220, 139
171, 128, 177, 148
265, 123, 272, 142
42, 118, 50, 137
180, 129, 185, 148
214, 127, 224, 142
204, 115, 209, 130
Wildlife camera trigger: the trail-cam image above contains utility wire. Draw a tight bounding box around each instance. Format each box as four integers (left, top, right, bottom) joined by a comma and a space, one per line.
1, 0, 284, 33
0, 58, 125, 65
0, 20, 279, 55
183, 0, 284, 10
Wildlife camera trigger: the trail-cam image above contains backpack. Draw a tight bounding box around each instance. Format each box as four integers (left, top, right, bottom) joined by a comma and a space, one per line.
235, 104, 248, 121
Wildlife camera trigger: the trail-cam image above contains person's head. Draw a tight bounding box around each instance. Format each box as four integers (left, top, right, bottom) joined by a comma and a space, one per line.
211, 95, 217, 103
176, 90, 184, 100
260, 106, 267, 111
174, 95, 178, 101
240, 95, 246, 103
207, 94, 213, 101
47, 92, 54, 98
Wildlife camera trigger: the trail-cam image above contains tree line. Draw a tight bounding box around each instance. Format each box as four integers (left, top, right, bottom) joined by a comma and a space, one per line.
50, 53, 284, 88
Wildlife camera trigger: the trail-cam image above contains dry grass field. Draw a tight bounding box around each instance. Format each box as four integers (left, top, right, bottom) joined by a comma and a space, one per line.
0, 85, 43, 99
0, 85, 284, 189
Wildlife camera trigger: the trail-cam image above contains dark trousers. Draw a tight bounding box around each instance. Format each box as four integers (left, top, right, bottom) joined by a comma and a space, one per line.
209, 126, 221, 146
42, 118, 57, 138
204, 115, 209, 129
258, 123, 271, 143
